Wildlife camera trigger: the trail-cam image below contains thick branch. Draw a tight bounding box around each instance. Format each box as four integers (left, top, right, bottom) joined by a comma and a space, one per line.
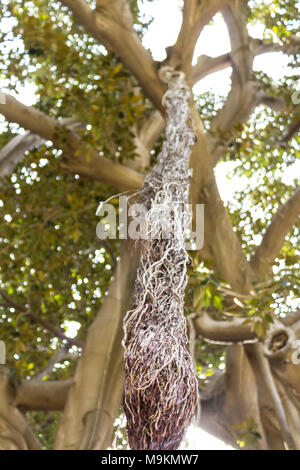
281, 115, 300, 143
0, 94, 143, 192
55, 240, 139, 450
245, 343, 296, 450
222, 1, 253, 84
0, 368, 42, 449
171, 0, 201, 73
16, 379, 72, 411
138, 46, 284, 158
192, 53, 231, 83
200, 175, 253, 292
194, 311, 256, 343
250, 187, 300, 279
172, 0, 229, 78
223, 344, 268, 449
0, 119, 80, 179
60, 0, 164, 111
282, 310, 300, 327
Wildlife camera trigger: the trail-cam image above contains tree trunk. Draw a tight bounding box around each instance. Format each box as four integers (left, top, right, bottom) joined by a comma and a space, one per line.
54, 240, 139, 450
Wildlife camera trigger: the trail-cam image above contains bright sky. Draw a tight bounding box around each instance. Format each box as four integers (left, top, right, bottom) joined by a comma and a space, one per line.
1, 0, 299, 451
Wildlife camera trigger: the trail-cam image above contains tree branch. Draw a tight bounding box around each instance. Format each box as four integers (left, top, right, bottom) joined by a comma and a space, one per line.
192, 35, 300, 86
282, 310, 300, 327
206, 2, 260, 164
194, 310, 256, 343
0, 119, 81, 179
192, 53, 231, 83
171, 0, 229, 78
222, 344, 269, 449
60, 0, 165, 111
250, 187, 300, 279
16, 379, 72, 411
254, 36, 300, 56
0, 93, 143, 192
245, 342, 296, 450
281, 115, 300, 144
0, 289, 84, 348
137, 43, 287, 160
200, 175, 253, 292
0, 368, 42, 449
55, 240, 139, 450
258, 94, 287, 112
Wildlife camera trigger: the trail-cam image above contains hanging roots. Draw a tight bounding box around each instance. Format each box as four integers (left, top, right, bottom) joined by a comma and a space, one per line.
122, 67, 199, 450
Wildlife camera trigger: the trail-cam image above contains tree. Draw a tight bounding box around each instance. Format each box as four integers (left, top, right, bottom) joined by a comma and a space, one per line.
0, 0, 299, 450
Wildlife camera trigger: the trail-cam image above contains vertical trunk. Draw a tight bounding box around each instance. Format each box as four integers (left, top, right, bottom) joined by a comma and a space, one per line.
55, 240, 139, 449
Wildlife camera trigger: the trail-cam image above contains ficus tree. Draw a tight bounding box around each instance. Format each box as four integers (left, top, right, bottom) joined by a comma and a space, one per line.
0, 0, 299, 450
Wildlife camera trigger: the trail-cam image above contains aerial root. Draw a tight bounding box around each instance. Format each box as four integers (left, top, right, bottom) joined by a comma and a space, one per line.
123, 67, 199, 450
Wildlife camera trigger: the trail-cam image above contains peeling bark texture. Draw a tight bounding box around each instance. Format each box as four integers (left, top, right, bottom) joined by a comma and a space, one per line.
123, 68, 198, 450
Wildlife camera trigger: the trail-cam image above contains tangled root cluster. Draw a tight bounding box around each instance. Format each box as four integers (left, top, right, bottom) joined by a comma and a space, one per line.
122, 68, 199, 450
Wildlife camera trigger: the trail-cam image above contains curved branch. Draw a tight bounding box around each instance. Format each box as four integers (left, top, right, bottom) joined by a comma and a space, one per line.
199, 176, 253, 292
0, 368, 42, 450
194, 310, 256, 343
207, 2, 259, 163
0, 93, 143, 191
16, 379, 72, 411
0, 119, 81, 179
281, 115, 300, 144
55, 240, 139, 450
191, 36, 300, 86
250, 187, 300, 279
172, 0, 229, 77
192, 53, 231, 83
60, 0, 164, 111
0, 132, 43, 179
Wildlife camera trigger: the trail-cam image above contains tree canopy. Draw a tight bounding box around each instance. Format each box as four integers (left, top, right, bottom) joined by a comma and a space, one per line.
0, 0, 299, 450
